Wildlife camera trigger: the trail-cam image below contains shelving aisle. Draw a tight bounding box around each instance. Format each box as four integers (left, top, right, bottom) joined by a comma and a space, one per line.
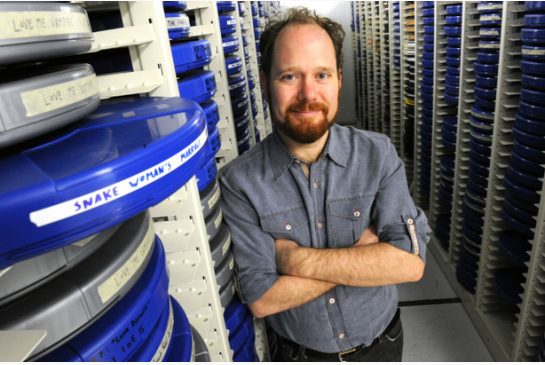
353, 1, 545, 361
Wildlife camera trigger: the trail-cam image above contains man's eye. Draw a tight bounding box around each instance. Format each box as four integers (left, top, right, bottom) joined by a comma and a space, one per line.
318, 72, 329, 80
281, 74, 295, 81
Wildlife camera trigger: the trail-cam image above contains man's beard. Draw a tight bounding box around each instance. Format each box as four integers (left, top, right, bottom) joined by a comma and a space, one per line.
275, 100, 336, 144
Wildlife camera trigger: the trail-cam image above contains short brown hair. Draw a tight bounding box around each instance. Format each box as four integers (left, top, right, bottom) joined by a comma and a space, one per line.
259, 7, 345, 79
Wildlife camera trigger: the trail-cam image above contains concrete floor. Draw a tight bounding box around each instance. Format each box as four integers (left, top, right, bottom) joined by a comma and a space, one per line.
397, 253, 494, 362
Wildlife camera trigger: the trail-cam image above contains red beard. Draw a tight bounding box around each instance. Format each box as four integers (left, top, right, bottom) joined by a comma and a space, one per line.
277, 101, 334, 143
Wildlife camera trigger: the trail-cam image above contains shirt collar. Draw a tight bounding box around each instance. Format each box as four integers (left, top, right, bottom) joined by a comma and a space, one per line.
269, 124, 347, 180
324, 124, 348, 168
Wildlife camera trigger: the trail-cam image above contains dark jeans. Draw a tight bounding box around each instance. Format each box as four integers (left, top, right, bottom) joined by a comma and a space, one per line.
270, 310, 403, 362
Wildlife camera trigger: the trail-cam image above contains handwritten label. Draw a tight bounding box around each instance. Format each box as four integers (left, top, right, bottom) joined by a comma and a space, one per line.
223, 40, 238, 47
523, 48, 545, 56
228, 80, 246, 90
480, 30, 499, 36
214, 210, 223, 230
481, 14, 501, 21
166, 16, 189, 29
151, 303, 174, 362
237, 99, 248, 109
0, 11, 90, 38
21, 74, 98, 117
222, 233, 232, 256
91, 299, 151, 361
97, 226, 155, 303
228, 61, 243, 69
29, 129, 208, 227
207, 186, 221, 210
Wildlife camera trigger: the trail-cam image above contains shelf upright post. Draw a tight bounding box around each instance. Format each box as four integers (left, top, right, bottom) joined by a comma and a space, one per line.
474, 2, 531, 361
118, 1, 179, 97
413, 1, 426, 208
241, 1, 268, 140
388, 2, 402, 153
187, 1, 239, 170
428, 1, 458, 262
448, 2, 480, 265
358, 2, 367, 129
377, 1, 391, 135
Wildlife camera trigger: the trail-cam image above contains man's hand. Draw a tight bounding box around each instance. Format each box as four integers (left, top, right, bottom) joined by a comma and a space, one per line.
275, 238, 300, 275
355, 227, 379, 247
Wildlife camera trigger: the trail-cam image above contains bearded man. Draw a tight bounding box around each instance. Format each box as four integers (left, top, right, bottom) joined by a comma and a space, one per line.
220, 7, 430, 362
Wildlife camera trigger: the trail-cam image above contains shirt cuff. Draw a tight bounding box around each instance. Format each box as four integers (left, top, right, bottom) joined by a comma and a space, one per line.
237, 268, 279, 304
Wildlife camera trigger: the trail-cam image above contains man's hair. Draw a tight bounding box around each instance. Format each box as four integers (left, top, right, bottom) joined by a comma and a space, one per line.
259, 7, 345, 79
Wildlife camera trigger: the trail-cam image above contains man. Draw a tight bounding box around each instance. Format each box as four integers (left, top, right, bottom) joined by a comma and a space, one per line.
220, 7, 430, 362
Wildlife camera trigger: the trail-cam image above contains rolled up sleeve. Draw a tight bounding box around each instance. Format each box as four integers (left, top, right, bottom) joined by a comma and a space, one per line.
220, 174, 279, 304
372, 138, 430, 261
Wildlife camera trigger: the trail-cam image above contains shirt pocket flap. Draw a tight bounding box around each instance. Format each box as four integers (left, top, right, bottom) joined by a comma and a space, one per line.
260, 207, 309, 234
329, 195, 374, 221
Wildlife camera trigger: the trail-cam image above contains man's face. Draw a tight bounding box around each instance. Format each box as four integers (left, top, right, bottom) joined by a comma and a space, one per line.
263, 23, 342, 144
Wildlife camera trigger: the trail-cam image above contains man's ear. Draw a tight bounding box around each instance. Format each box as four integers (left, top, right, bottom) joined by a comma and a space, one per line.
259, 70, 270, 100
337, 68, 343, 90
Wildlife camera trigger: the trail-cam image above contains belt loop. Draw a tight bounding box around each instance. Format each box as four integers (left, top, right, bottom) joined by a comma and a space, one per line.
299, 345, 307, 361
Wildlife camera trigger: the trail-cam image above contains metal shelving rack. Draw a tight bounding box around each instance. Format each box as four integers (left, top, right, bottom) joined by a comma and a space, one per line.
400, 1, 415, 185
475, 2, 527, 360
413, 1, 427, 209
389, 1, 402, 155
350, 0, 545, 362
428, 1, 456, 257
224, 2, 257, 147
379, 1, 391, 137
364, 2, 375, 132
371, 2, 381, 133
359, 2, 368, 130
351, 2, 360, 125
513, 184, 545, 361
239, 1, 267, 142
127, 1, 235, 361
0, 1, 238, 361
447, 2, 479, 269
426, 2, 545, 361
185, 1, 239, 170
252, 1, 273, 135
354, 2, 365, 128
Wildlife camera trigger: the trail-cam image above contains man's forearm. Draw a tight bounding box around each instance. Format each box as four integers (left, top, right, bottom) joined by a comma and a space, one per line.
279, 242, 425, 286
248, 275, 336, 318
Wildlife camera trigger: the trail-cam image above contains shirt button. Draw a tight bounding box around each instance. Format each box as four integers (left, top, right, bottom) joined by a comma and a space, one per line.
285, 224, 292, 231
354, 210, 361, 218
313, 180, 319, 188
329, 298, 336, 304
317, 221, 323, 229
338, 333, 345, 339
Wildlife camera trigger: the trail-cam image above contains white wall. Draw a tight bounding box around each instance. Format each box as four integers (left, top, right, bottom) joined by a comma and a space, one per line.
277, 1, 357, 125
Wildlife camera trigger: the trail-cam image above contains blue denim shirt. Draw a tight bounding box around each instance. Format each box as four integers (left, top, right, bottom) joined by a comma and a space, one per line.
220, 124, 430, 353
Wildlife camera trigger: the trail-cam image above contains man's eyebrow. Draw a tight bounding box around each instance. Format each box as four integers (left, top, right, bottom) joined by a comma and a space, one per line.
317, 67, 336, 73
276, 66, 337, 73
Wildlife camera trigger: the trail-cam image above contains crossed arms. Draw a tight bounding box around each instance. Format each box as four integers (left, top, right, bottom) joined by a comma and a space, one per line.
249, 228, 425, 318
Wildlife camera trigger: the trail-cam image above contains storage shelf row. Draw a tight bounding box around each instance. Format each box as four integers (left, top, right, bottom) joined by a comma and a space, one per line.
353, 0, 545, 361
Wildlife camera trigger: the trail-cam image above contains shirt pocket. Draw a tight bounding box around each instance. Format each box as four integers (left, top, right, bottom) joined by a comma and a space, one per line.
328, 195, 375, 247
260, 206, 311, 246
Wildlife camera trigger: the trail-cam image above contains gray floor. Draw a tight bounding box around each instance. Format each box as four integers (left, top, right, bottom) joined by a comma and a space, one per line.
397, 253, 494, 362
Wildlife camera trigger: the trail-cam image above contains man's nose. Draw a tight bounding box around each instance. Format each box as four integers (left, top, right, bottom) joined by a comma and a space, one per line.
298, 77, 317, 102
